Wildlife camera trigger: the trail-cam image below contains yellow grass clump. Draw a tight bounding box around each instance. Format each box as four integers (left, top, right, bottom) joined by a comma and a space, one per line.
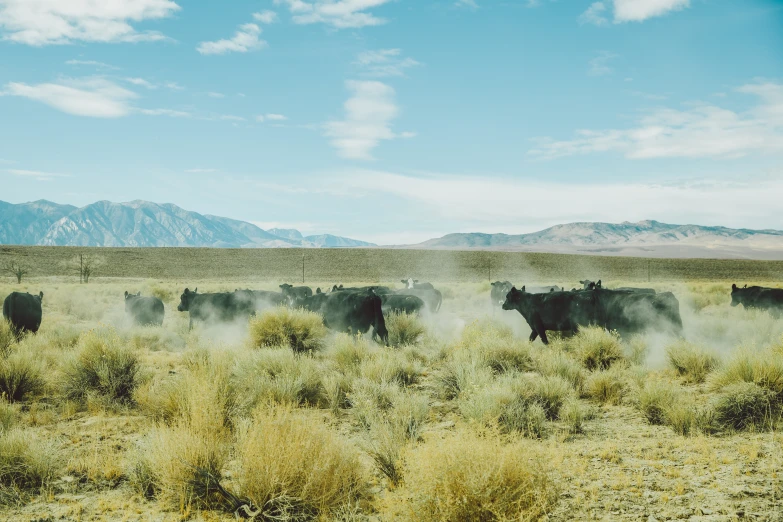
395, 428, 557, 521
386, 311, 426, 347
249, 307, 328, 353
666, 340, 719, 383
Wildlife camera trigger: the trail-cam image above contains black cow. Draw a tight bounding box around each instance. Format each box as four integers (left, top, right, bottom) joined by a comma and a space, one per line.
614, 287, 656, 294
3, 291, 43, 336
593, 289, 683, 338
293, 289, 388, 344
731, 284, 783, 314
331, 285, 393, 295
177, 288, 256, 330
124, 291, 164, 326
381, 294, 425, 315
401, 278, 435, 290
234, 289, 287, 311
394, 288, 441, 313
279, 284, 313, 305
502, 286, 596, 344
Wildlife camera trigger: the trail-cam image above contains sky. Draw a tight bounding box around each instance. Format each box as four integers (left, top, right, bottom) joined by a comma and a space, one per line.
1, 0, 782, 245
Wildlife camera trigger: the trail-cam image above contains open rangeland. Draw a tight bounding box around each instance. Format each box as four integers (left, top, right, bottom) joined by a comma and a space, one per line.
1, 248, 782, 521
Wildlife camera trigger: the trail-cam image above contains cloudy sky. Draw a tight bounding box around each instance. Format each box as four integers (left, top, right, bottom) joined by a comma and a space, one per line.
1, 0, 782, 244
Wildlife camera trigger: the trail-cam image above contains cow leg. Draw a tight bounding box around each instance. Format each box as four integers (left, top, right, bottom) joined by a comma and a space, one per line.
188, 317, 193, 331
539, 330, 549, 345
528, 330, 539, 342
533, 316, 549, 345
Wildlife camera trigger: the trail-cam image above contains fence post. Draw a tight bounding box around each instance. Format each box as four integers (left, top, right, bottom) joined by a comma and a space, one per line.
648, 259, 651, 283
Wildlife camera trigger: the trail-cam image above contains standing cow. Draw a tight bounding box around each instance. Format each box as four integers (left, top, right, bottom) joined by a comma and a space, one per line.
124, 291, 165, 326
292, 289, 388, 344
3, 291, 44, 336
731, 284, 783, 315
177, 288, 256, 330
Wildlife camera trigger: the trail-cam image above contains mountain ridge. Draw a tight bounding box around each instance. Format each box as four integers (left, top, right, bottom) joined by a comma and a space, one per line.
0, 199, 374, 248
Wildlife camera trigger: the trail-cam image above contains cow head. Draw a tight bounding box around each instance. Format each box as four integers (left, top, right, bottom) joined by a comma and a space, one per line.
178, 287, 197, 312
501, 285, 526, 311
730, 283, 742, 307
316, 288, 322, 294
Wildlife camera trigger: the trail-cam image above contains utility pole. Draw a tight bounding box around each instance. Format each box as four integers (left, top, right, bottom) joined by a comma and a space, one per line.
647, 259, 651, 283
79, 254, 83, 284
488, 256, 492, 282
302, 253, 305, 284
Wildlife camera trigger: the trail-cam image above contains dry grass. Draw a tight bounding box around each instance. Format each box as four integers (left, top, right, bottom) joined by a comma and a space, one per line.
711, 382, 779, 431
708, 348, 783, 399
395, 428, 557, 521
249, 307, 328, 353
568, 327, 625, 371
0, 350, 45, 403
0, 319, 15, 357
234, 405, 369, 518
61, 328, 141, 406
666, 340, 719, 383
386, 311, 426, 346
0, 428, 63, 506
585, 365, 630, 405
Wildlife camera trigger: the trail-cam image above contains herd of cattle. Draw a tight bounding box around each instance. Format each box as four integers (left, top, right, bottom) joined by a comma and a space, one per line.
2, 278, 782, 346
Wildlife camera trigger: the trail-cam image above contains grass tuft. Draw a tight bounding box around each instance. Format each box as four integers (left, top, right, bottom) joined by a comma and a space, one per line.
666, 340, 719, 383
569, 327, 625, 371
249, 307, 328, 353
712, 382, 778, 431
386, 312, 426, 346
0, 428, 62, 506
0, 350, 45, 403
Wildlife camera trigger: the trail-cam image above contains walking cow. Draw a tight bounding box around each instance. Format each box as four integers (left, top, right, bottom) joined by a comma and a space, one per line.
124, 291, 165, 326
3, 291, 44, 337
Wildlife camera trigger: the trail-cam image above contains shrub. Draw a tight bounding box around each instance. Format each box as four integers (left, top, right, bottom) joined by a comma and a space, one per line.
534, 348, 586, 395
398, 429, 556, 521
480, 340, 535, 375
61, 329, 141, 406
235, 406, 369, 519
625, 336, 648, 366
0, 428, 62, 506
665, 401, 697, 436
150, 285, 175, 302
560, 398, 588, 434
386, 312, 426, 346
638, 380, 678, 425
0, 398, 19, 433
327, 334, 374, 375
712, 382, 778, 431
499, 400, 548, 439
585, 365, 628, 405
434, 360, 494, 401
233, 348, 324, 410
249, 307, 327, 353
135, 424, 229, 510
666, 341, 719, 383
518, 374, 574, 421
0, 319, 14, 357
569, 327, 625, 371
0, 351, 45, 402
708, 349, 783, 400
359, 350, 424, 387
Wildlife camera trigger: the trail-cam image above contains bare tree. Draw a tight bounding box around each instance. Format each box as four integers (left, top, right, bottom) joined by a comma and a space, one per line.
70, 254, 104, 284
2, 260, 29, 284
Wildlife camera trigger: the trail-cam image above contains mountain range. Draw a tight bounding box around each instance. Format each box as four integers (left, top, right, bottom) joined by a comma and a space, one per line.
408, 221, 783, 260
0, 200, 374, 248
2, 199, 783, 259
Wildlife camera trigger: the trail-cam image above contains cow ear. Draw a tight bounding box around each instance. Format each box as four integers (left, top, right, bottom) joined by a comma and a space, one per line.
125, 291, 129, 298
39, 291, 44, 301
732, 284, 737, 290
521, 285, 526, 292
194, 288, 198, 293
579, 280, 585, 284
744, 284, 747, 288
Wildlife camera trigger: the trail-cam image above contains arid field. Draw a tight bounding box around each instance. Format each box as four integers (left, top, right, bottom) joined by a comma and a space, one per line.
1, 248, 782, 521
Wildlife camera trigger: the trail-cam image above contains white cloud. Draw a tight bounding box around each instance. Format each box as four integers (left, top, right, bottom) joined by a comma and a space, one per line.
581, 0, 690, 25
207, 91, 225, 98
266, 113, 287, 121
579, 2, 609, 26
355, 48, 421, 78
185, 168, 218, 173
138, 108, 191, 117
273, 0, 392, 29
0, 0, 180, 46
338, 170, 783, 231
164, 81, 184, 91
220, 114, 246, 121
455, 0, 478, 8
65, 59, 120, 70
588, 51, 617, 76
324, 80, 406, 160
7, 168, 69, 181
3, 78, 137, 117
253, 10, 278, 24
197, 23, 266, 55
613, 0, 689, 22
125, 77, 157, 89
529, 81, 783, 160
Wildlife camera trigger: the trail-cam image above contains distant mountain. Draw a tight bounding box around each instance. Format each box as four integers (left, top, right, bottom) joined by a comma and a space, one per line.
405, 220, 783, 260
0, 199, 374, 248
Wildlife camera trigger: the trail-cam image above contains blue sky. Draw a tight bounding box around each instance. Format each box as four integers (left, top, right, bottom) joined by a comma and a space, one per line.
1, 0, 782, 244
